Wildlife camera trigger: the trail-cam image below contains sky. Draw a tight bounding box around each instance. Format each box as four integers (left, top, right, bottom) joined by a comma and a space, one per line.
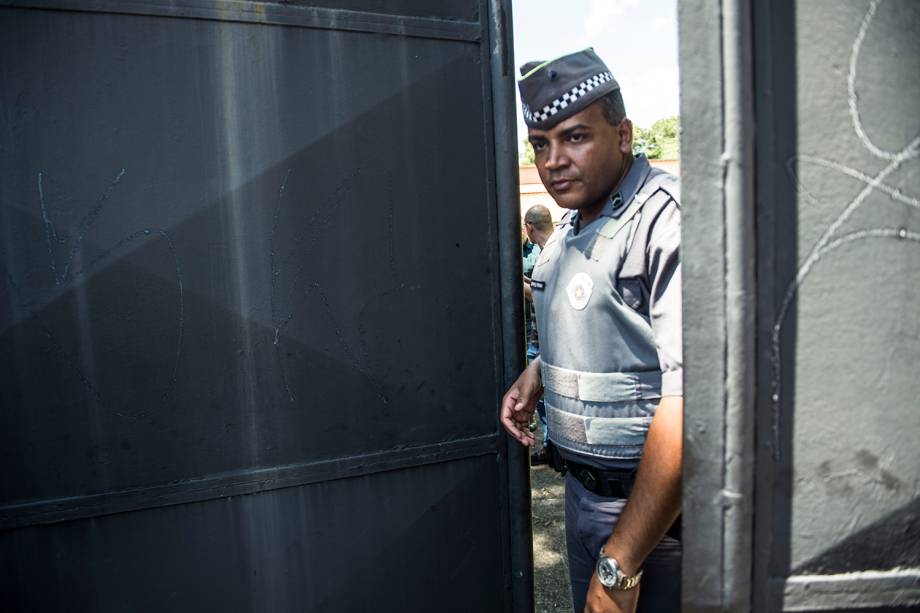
510, 0, 679, 140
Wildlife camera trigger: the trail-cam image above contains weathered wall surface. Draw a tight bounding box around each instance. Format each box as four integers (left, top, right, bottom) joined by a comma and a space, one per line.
682, 0, 919, 610
782, 0, 920, 570
760, 0, 920, 608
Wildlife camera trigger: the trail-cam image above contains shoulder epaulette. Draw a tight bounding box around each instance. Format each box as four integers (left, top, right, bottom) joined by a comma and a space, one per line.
652, 172, 680, 205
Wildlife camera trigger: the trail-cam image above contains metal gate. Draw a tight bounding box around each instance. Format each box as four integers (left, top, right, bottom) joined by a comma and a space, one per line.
0, 2, 532, 611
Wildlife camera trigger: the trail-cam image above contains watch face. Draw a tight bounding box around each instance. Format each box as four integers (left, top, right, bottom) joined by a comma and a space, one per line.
596, 557, 619, 588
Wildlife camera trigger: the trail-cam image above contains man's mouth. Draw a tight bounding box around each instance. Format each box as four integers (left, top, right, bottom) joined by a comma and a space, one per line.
551, 178, 577, 191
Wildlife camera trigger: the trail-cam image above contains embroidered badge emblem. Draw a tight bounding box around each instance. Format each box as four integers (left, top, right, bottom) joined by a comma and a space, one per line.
566, 272, 594, 310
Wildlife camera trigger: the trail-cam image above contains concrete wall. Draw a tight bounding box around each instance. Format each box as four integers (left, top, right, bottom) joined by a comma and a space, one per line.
761, 1, 920, 609
681, 0, 919, 610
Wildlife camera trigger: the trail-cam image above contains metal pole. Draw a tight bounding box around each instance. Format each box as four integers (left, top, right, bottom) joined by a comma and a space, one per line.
720, 0, 756, 609
487, 0, 534, 611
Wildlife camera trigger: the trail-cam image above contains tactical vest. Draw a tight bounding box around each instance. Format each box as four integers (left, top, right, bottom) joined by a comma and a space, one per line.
530, 166, 680, 460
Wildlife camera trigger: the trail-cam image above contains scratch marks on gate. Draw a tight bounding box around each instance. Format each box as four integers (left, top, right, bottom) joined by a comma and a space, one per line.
8, 167, 187, 406
37, 171, 59, 285
269, 169, 292, 346
270, 168, 296, 401
269, 168, 398, 404
770, 0, 920, 460
4, 267, 108, 409
70, 225, 186, 392
38, 168, 127, 288
269, 169, 359, 401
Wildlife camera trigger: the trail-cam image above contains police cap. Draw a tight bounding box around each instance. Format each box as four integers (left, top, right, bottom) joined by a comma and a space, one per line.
518, 48, 620, 130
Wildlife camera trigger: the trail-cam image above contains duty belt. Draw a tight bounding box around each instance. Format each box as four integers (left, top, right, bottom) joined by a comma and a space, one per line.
547, 441, 682, 541
569, 463, 636, 499
547, 441, 635, 498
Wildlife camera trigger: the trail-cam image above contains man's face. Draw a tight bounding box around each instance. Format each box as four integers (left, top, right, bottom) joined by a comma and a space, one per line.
528, 103, 632, 216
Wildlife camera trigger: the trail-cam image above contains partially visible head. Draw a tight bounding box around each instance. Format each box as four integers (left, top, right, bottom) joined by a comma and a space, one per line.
518, 49, 633, 217
524, 204, 553, 242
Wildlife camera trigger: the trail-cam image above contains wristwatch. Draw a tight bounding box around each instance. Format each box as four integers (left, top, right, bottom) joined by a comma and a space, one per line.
596, 546, 643, 590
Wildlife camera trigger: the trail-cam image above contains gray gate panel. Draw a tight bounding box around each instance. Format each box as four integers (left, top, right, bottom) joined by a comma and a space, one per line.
1, 456, 505, 613
1, 9, 498, 504
2, 1, 481, 40
0, 1, 530, 610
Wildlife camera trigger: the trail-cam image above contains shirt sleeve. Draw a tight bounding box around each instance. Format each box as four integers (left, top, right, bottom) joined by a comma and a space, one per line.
647, 200, 683, 396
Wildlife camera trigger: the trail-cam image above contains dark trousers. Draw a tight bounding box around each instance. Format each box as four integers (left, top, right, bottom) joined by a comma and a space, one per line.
564, 472, 681, 612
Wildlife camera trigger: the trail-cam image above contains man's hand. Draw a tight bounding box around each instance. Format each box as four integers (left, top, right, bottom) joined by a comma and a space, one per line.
584, 575, 639, 613
500, 357, 543, 446
587, 395, 683, 612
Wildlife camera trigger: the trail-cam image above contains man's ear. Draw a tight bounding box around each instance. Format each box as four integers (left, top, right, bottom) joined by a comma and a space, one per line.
617, 118, 633, 153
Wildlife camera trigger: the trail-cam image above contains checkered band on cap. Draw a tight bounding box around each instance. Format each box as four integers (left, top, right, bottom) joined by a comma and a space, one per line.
522, 71, 613, 124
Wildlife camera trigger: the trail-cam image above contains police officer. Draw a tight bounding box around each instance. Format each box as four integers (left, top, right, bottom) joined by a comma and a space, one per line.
500, 49, 682, 613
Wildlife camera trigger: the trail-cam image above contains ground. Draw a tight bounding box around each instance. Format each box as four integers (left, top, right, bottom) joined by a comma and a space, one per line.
531, 457, 573, 611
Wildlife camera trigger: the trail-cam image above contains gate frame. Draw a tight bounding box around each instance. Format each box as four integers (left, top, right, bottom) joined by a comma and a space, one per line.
679, 0, 756, 611
0, 1, 534, 610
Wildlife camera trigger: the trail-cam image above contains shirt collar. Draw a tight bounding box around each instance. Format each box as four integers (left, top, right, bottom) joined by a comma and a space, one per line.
604, 153, 651, 219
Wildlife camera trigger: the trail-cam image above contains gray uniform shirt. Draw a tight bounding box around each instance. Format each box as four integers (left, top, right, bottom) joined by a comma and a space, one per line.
530, 154, 682, 469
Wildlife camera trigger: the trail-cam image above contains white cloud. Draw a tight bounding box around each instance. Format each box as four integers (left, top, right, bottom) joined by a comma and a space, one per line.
512, 0, 680, 149
619, 64, 680, 127
654, 13, 676, 32
584, 0, 640, 39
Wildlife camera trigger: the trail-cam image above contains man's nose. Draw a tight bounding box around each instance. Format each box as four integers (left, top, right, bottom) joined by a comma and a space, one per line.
544, 144, 569, 170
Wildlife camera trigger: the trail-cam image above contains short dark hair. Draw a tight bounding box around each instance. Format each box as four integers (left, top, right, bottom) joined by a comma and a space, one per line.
597, 90, 627, 126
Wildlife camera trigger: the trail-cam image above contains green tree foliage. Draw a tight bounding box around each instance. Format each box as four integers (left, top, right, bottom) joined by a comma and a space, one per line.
520, 138, 535, 165
634, 116, 680, 160
633, 126, 663, 159
651, 116, 679, 140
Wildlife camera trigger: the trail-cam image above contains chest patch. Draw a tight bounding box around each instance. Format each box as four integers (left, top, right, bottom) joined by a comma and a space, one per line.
565, 272, 594, 310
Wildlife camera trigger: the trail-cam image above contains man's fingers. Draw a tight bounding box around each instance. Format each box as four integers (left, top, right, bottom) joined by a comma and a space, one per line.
501, 398, 536, 447
500, 390, 526, 440
500, 377, 540, 447
510, 426, 535, 447
506, 417, 535, 445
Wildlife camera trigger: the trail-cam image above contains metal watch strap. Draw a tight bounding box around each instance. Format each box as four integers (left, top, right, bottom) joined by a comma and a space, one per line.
600, 546, 643, 590
617, 569, 643, 590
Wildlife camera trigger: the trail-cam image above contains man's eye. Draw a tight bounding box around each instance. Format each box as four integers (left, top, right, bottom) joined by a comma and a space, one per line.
531, 141, 546, 151
569, 133, 585, 143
